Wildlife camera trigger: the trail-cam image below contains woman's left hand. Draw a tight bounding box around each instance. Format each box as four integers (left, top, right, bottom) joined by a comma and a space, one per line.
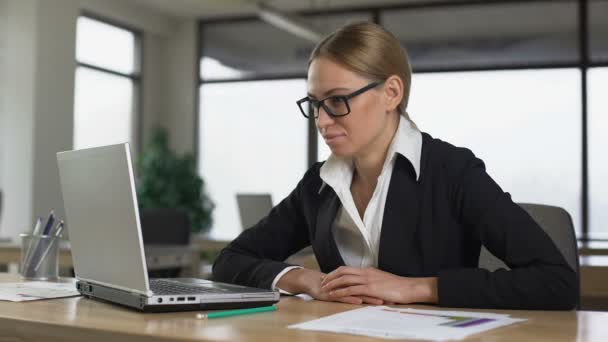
319, 266, 438, 305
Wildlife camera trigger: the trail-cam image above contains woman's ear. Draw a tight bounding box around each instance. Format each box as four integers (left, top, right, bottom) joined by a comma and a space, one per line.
383, 75, 404, 113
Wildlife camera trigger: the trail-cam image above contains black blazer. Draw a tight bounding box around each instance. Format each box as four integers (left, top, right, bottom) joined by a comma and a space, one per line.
213, 133, 578, 310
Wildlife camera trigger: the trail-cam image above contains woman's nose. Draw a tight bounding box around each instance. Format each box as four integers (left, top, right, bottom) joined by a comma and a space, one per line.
316, 106, 334, 130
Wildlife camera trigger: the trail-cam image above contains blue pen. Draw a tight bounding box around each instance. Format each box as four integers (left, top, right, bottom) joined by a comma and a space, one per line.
42, 210, 55, 236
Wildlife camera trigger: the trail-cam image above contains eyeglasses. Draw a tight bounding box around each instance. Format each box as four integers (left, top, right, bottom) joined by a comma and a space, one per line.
296, 81, 382, 119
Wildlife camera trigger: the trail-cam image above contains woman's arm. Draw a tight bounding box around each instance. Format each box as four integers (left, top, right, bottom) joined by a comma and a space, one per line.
212, 169, 315, 289
439, 149, 578, 310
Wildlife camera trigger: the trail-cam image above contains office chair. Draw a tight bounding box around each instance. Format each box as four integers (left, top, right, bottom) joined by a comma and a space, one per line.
139, 208, 191, 277
478, 203, 580, 304
139, 208, 191, 245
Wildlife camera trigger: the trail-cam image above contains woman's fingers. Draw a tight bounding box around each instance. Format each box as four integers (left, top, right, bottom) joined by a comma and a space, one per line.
320, 266, 362, 287
321, 275, 365, 292
328, 284, 369, 298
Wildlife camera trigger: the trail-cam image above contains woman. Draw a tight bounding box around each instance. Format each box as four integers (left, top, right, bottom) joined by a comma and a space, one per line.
213, 22, 577, 309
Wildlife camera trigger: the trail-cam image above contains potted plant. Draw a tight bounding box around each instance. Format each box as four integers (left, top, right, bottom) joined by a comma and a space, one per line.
137, 128, 214, 234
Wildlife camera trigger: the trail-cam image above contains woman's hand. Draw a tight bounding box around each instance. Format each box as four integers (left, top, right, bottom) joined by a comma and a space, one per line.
319, 266, 438, 304
276, 268, 387, 305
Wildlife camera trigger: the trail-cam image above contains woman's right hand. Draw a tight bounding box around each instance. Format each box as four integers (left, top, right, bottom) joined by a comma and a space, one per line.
276, 268, 386, 305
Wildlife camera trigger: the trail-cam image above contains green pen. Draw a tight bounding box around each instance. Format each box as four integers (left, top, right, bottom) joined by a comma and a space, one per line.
199, 305, 277, 319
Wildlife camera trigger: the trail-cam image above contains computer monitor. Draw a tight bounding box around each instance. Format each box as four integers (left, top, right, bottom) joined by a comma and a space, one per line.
236, 193, 273, 230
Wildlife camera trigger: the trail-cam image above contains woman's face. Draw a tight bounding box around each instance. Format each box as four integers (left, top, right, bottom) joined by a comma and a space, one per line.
307, 57, 396, 159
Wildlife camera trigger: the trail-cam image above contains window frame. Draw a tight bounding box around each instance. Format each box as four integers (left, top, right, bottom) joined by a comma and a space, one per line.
75, 11, 144, 153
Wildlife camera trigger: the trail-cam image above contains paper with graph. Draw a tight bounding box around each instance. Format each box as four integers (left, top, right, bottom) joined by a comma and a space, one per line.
288, 306, 526, 340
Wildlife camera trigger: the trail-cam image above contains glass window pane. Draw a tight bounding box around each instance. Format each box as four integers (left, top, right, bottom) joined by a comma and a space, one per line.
406, 69, 581, 235
590, 0, 608, 63
589, 67, 608, 239
199, 80, 307, 240
200, 13, 371, 81
74, 67, 134, 149
382, 1, 578, 71
76, 17, 137, 74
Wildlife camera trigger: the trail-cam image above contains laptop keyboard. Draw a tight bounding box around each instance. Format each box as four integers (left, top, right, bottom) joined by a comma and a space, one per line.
150, 279, 227, 295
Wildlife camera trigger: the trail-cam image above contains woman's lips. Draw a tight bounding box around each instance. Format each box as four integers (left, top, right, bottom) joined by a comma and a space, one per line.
323, 134, 345, 144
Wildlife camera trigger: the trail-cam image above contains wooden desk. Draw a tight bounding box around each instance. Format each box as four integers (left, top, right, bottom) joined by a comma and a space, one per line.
0, 274, 606, 342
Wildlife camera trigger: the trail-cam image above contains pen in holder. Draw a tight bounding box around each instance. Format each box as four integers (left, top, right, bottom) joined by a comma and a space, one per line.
20, 222, 63, 280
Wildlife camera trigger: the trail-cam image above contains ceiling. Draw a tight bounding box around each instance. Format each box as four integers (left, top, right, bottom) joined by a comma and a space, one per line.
123, 0, 456, 19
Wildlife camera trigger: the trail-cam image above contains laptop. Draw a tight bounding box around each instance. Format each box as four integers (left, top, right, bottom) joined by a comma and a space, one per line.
236, 193, 273, 230
57, 143, 279, 312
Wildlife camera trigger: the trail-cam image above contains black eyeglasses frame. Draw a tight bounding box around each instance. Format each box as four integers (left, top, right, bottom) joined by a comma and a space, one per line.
296, 81, 383, 119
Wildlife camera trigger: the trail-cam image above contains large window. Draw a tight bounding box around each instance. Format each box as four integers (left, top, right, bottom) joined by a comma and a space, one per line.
198, 80, 307, 240
74, 16, 141, 150
409, 69, 582, 234
589, 67, 608, 239
199, 0, 608, 241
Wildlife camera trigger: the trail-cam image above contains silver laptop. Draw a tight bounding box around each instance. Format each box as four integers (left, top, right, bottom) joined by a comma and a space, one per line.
57, 143, 279, 312
236, 193, 273, 230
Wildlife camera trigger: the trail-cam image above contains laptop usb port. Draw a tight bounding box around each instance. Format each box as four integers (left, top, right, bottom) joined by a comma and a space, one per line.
177, 297, 185, 302
187, 297, 196, 301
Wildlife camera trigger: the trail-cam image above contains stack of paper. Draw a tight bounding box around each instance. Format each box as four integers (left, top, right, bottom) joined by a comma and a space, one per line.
289, 306, 526, 340
0, 281, 80, 302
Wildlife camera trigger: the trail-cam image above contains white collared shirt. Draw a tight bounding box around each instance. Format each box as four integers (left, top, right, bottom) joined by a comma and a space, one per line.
271, 116, 422, 291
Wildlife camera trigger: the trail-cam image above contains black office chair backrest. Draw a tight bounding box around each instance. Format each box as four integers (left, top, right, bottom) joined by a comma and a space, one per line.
478, 203, 580, 277
139, 208, 191, 245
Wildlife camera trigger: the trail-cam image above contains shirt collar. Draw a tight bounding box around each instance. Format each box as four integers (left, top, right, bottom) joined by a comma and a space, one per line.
319, 115, 422, 194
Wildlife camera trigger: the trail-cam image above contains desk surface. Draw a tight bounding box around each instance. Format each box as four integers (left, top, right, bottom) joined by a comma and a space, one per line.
0, 274, 606, 342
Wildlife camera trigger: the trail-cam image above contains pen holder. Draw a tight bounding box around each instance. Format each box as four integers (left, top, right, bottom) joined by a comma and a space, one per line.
19, 233, 59, 280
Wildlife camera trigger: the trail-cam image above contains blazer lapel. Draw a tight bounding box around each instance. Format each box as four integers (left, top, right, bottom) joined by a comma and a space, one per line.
314, 188, 345, 273
378, 156, 424, 276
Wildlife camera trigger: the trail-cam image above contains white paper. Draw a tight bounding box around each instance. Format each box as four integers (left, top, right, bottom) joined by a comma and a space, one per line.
0, 281, 80, 302
289, 306, 526, 341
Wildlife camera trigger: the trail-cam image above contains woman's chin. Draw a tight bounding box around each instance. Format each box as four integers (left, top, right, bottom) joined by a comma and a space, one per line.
328, 146, 354, 159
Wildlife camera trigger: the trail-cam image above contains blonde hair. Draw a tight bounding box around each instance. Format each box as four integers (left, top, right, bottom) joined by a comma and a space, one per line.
309, 22, 412, 119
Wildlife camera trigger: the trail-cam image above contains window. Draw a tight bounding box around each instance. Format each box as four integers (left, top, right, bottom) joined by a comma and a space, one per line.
198, 80, 307, 240
409, 69, 582, 234
199, 14, 370, 239
201, 2, 605, 240
589, 67, 608, 239
74, 16, 141, 150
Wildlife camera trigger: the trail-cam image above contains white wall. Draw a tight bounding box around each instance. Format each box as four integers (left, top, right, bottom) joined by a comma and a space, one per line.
1, 0, 40, 237
0, 0, 199, 239
32, 0, 79, 231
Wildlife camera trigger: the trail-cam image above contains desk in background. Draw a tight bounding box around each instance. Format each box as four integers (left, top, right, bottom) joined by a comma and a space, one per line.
0, 273, 606, 342
0, 241, 200, 276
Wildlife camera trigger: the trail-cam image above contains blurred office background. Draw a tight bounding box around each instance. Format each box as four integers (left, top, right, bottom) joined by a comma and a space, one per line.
0, 1, 607, 247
